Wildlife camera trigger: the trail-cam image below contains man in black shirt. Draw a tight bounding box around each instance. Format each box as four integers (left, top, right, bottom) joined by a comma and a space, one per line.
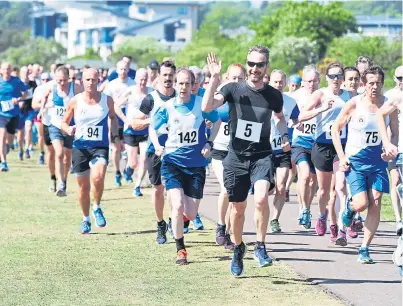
202, 46, 290, 276
134, 61, 176, 246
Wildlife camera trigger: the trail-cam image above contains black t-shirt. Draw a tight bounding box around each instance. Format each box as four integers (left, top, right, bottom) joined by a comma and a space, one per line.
139, 90, 176, 115
219, 82, 283, 156
21, 80, 38, 114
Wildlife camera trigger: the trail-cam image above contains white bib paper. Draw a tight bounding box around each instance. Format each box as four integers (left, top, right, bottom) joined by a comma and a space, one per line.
235, 119, 262, 142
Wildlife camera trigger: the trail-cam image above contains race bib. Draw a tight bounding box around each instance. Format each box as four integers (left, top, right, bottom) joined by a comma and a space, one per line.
300, 122, 316, 136
364, 130, 381, 146
271, 135, 282, 150
235, 119, 262, 142
218, 123, 230, 138
325, 122, 346, 139
55, 106, 66, 118
0, 100, 14, 112
177, 129, 199, 146
83, 126, 103, 141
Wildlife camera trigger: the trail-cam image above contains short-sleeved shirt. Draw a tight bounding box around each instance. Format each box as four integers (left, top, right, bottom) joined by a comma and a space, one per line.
219, 82, 283, 156
107, 68, 136, 82
0, 76, 27, 118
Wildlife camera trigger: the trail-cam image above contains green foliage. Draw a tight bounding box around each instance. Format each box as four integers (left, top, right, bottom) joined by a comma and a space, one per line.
326, 36, 403, 88
0, 29, 31, 53
252, 1, 357, 58
344, 1, 402, 17
201, 2, 261, 30
110, 36, 170, 68
0, 2, 32, 29
0, 37, 65, 68
68, 48, 102, 61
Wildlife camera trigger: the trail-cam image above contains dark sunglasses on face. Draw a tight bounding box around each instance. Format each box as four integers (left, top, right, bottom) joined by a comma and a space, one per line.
395, 76, 403, 81
247, 61, 267, 68
327, 73, 344, 80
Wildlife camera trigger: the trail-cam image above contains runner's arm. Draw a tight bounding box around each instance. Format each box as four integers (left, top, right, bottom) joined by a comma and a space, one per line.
208, 119, 222, 142
377, 99, 399, 147
114, 89, 131, 125
298, 91, 330, 122
61, 98, 76, 134
107, 96, 119, 143
331, 101, 355, 161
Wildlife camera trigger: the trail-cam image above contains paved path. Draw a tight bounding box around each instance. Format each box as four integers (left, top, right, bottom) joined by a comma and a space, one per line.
199, 176, 402, 306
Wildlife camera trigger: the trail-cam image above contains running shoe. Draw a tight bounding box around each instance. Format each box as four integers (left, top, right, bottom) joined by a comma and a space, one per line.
270, 219, 281, 233
114, 173, 122, 187
299, 208, 311, 229
341, 197, 355, 227
353, 215, 364, 231
329, 224, 338, 243
56, 181, 67, 197
79, 221, 91, 234
132, 186, 143, 197
38, 154, 45, 165
224, 233, 235, 250
93, 208, 106, 227
231, 242, 247, 276
25, 149, 30, 159
176, 249, 188, 265
18, 151, 23, 161
0, 162, 9, 172
168, 219, 174, 239
216, 224, 226, 245
156, 220, 168, 244
253, 244, 273, 268
285, 190, 290, 202
347, 226, 358, 238
357, 246, 374, 264
192, 213, 204, 230
315, 209, 328, 236
396, 220, 403, 236
397, 183, 403, 200
48, 179, 56, 193
336, 230, 347, 246
124, 168, 133, 183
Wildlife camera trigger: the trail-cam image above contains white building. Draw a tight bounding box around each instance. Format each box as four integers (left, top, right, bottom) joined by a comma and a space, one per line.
32, 1, 204, 59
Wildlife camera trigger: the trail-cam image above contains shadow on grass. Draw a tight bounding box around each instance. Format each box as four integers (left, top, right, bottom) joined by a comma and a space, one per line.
90, 230, 156, 235
102, 197, 135, 202
276, 257, 334, 263
306, 277, 401, 285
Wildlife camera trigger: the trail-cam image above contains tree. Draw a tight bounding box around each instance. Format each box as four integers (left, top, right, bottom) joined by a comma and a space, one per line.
251, 1, 357, 58
0, 37, 66, 69
110, 36, 170, 68
270, 36, 319, 75
344, 1, 402, 17
0, 2, 32, 30
0, 29, 30, 53
68, 48, 102, 61
325, 36, 403, 88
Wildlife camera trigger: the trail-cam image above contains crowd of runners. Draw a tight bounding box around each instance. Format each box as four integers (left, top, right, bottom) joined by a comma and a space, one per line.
0, 46, 402, 276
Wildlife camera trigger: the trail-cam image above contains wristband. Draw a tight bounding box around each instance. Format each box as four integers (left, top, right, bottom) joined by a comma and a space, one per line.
206, 140, 214, 148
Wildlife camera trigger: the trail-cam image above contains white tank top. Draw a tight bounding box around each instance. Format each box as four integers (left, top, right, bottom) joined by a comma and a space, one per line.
314, 88, 350, 144
73, 93, 109, 149
149, 90, 169, 136
50, 83, 75, 129
124, 86, 153, 133
384, 88, 403, 153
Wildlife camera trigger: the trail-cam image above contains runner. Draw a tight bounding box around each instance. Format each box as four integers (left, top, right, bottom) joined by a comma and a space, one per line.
355, 56, 373, 94
290, 65, 319, 230
334, 65, 390, 263
100, 55, 136, 90
16, 66, 37, 160
287, 74, 302, 93
202, 47, 290, 276
0, 62, 28, 172
103, 60, 135, 187
32, 72, 57, 191
150, 68, 219, 265
377, 65, 403, 235
147, 60, 159, 87
114, 68, 152, 197
299, 62, 351, 245
41, 66, 82, 196
212, 63, 246, 249
61, 68, 120, 234
136, 61, 176, 244
269, 69, 299, 233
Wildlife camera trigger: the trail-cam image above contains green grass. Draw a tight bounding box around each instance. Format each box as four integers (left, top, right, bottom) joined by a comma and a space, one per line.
0, 152, 343, 306
381, 194, 395, 222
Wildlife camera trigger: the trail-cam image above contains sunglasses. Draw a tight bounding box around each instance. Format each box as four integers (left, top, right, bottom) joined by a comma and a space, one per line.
327, 73, 344, 80
247, 61, 267, 68
395, 76, 403, 81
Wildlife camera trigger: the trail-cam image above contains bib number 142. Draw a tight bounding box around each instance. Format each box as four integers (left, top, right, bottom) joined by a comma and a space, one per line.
178, 130, 198, 145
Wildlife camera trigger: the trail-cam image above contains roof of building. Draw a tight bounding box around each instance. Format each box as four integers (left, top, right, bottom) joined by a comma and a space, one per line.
356, 15, 403, 26
114, 14, 180, 35
132, 0, 205, 6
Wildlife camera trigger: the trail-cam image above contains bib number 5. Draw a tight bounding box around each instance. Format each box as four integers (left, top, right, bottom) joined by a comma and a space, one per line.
235, 119, 262, 142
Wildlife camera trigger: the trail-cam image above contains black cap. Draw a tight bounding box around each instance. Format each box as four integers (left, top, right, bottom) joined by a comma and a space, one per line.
148, 59, 159, 70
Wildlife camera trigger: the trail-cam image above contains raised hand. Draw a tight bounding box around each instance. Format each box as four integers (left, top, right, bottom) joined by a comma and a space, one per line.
206, 53, 222, 76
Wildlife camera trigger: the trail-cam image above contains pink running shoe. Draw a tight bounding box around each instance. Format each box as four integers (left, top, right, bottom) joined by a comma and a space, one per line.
330, 224, 338, 243
336, 230, 348, 246
315, 209, 328, 236
347, 226, 358, 238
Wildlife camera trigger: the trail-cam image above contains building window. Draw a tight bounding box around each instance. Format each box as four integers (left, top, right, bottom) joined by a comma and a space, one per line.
178, 7, 188, 15
138, 6, 147, 14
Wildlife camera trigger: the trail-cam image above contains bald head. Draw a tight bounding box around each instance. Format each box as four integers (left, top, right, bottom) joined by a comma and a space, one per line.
83, 68, 98, 79
1, 62, 11, 79
394, 65, 403, 89
135, 68, 148, 88
116, 60, 129, 79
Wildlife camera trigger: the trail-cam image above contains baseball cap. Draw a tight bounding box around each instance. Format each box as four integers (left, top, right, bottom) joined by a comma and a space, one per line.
41, 72, 52, 80
148, 60, 159, 70
289, 74, 302, 84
